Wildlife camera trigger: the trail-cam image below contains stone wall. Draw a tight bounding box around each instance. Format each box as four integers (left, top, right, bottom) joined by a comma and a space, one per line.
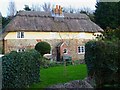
4, 39, 90, 60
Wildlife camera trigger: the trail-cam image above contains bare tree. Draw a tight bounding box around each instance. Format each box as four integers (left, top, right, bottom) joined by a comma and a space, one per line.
42, 2, 51, 12
31, 4, 41, 11
80, 7, 93, 15
7, 1, 17, 17
63, 6, 77, 13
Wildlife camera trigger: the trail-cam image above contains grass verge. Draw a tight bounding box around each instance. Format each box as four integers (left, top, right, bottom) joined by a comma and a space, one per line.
30, 64, 87, 88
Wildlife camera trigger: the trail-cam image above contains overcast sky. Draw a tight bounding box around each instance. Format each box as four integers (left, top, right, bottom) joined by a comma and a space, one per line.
0, 0, 97, 17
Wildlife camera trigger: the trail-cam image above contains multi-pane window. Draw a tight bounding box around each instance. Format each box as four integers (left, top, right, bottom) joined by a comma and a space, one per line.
17, 32, 24, 38
78, 46, 85, 54
17, 48, 25, 52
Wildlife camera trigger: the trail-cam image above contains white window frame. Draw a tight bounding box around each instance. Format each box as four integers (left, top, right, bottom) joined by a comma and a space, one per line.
17, 48, 25, 52
78, 46, 85, 54
17, 32, 24, 38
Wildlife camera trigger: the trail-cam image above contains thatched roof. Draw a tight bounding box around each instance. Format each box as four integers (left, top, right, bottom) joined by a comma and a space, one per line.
5, 11, 103, 32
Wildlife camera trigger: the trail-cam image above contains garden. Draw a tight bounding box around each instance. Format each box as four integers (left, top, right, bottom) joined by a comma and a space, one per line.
2, 34, 120, 88
31, 64, 87, 88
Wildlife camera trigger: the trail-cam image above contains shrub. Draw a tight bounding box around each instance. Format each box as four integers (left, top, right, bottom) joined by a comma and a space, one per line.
2, 49, 40, 88
35, 41, 51, 56
103, 28, 120, 40
39, 58, 63, 68
85, 40, 120, 88
40, 57, 50, 68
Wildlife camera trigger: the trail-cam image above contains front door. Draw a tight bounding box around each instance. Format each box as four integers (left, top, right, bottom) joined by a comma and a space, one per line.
56, 47, 60, 61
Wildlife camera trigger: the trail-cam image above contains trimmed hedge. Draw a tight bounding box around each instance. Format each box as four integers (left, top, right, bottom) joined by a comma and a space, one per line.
85, 40, 120, 88
35, 41, 51, 56
2, 49, 41, 88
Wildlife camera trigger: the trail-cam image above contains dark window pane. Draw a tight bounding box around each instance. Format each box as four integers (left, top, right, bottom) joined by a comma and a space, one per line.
21, 32, 24, 38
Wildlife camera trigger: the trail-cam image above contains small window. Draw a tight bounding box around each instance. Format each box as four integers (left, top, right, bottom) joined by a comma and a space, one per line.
17, 32, 24, 38
78, 46, 85, 54
17, 48, 25, 52
63, 48, 67, 54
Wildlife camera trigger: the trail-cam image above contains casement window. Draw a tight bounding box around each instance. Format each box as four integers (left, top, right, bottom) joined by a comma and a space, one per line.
63, 48, 67, 54
17, 32, 24, 38
17, 48, 25, 52
78, 46, 85, 54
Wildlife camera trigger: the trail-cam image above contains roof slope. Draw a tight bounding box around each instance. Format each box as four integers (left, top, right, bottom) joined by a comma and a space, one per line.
5, 11, 103, 32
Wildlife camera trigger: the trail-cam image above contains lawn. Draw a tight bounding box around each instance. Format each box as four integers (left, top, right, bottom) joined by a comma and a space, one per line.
30, 64, 87, 88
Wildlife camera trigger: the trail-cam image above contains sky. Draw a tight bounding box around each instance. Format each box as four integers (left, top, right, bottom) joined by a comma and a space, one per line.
0, 0, 97, 17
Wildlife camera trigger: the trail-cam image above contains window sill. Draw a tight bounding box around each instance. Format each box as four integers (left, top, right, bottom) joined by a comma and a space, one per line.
78, 53, 85, 55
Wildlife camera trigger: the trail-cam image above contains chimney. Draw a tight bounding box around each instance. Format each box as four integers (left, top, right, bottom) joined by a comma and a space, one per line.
52, 5, 64, 18
59, 5, 62, 15
55, 5, 59, 14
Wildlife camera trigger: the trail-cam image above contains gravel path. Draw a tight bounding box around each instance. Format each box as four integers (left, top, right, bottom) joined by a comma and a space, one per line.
46, 79, 93, 89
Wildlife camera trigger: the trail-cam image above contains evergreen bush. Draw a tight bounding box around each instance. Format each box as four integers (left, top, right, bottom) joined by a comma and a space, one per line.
35, 41, 51, 56
85, 40, 120, 88
2, 49, 40, 88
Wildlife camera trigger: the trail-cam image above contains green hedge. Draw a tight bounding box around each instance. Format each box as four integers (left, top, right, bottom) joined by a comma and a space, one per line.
2, 49, 41, 88
35, 41, 51, 56
85, 40, 120, 88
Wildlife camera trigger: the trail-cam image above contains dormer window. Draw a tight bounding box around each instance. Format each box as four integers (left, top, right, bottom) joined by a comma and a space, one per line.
17, 32, 24, 38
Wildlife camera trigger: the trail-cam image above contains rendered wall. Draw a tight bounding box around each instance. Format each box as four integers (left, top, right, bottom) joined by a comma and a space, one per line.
4, 31, 100, 60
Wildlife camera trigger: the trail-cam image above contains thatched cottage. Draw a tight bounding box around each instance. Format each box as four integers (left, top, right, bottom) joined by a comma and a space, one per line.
3, 7, 103, 61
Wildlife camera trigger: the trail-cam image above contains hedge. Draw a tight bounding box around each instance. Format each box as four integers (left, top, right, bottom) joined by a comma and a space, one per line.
2, 49, 41, 88
35, 41, 51, 56
85, 40, 120, 88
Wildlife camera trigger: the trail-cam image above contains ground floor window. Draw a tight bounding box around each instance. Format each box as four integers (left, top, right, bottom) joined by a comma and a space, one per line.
78, 46, 85, 54
17, 48, 25, 52
63, 48, 68, 54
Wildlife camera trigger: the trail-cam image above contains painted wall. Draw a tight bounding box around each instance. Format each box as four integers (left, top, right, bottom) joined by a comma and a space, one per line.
4, 32, 100, 40
4, 31, 102, 60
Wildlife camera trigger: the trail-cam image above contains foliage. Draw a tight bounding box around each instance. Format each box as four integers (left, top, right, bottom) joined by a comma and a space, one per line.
2, 17, 12, 29
40, 59, 73, 69
85, 40, 120, 88
48, 61, 63, 67
39, 57, 50, 68
103, 27, 120, 40
30, 64, 87, 88
24, 5, 31, 11
2, 49, 40, 88
35, 41, 51, 56
94, 2, 120, 29
0, 15, 2, 24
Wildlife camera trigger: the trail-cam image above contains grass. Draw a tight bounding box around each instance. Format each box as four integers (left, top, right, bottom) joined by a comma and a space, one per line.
30, 64, 87, 88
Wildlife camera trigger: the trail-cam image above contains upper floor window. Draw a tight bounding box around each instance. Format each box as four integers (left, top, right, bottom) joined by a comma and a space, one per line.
17, 32, 24, 38
78, 46, 85, 54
